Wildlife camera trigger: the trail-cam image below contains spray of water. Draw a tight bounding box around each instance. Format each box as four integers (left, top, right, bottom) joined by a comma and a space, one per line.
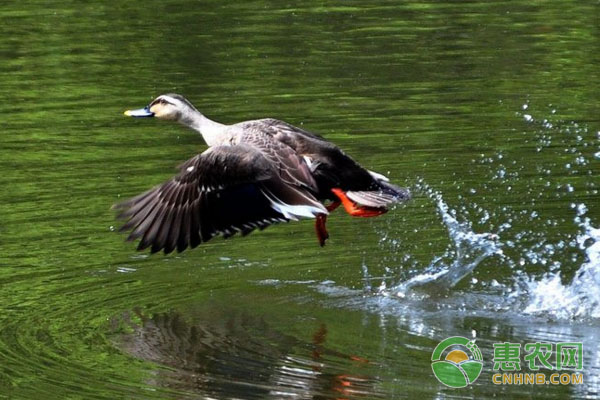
259, 103, 600, 322
523, 204, 600, 319
391, 189, 503, 296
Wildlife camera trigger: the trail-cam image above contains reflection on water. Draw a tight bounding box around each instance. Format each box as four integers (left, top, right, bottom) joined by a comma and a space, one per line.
115, 309, 380, 399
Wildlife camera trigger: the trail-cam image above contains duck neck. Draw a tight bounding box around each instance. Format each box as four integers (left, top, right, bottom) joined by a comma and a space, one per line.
179, 108, 226, 147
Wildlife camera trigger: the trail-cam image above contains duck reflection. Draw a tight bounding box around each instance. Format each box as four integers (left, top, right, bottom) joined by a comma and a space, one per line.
115, 309, 381, 399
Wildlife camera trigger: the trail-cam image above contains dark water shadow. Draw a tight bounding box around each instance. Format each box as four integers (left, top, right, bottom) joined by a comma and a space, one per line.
112, 308, 382, 399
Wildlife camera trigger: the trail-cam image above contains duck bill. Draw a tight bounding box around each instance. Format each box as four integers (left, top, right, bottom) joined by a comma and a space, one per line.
124, 107, 154, 117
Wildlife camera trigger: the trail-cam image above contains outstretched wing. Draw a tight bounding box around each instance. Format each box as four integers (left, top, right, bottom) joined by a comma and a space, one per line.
114, 144, 326, 254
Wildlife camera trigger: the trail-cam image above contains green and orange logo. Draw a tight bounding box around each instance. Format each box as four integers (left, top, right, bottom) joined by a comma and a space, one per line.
431, 336, 483, 388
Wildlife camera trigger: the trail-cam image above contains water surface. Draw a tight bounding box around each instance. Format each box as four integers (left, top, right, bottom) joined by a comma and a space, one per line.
1, 1, 599, 399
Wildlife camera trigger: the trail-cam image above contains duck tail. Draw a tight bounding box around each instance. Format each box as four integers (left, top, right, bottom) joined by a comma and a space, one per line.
342, 178, 410, 210
377, 180, 411, 202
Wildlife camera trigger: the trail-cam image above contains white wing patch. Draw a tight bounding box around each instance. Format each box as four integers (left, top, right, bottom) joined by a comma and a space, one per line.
302, 155, 320, 171
261, 189, 326, 220
368, 169, 389, 182
303, 156, 313, 168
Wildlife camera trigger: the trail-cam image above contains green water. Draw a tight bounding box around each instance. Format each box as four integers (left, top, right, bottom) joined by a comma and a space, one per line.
1, 1, 599, 399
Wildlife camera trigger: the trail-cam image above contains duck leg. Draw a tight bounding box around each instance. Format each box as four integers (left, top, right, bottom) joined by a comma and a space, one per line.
315, 200, 341, 247
331, 188, 387, 217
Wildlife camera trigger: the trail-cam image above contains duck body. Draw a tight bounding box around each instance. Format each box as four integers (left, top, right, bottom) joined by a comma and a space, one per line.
232, 118, 405, 204
116, 94, 409, 254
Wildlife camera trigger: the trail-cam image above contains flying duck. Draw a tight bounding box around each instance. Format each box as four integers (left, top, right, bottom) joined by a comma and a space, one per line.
115, 94, 410, 254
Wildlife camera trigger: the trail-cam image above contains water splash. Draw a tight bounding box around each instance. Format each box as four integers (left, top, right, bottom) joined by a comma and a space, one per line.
259, 105, 599, 324
385, 188, 503, 296
523, 204, 600, 319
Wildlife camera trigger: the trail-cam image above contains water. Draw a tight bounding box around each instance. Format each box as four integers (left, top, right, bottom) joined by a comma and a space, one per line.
1, 1, 599, 398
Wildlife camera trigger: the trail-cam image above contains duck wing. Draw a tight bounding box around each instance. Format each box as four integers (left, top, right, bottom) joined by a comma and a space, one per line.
114, 144, 327, 254
237, 118, 411, 206
236, 119, 371, 186
236, 128, 320, 192
236, 118, 330, 152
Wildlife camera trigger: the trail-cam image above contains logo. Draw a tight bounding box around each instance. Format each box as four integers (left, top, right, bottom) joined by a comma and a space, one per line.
492, 341, 584, 385
431, 336, 483, 388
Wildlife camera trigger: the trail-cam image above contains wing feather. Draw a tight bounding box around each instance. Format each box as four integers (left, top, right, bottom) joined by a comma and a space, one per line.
239, 130, 318, 191
115, 144, 325, 254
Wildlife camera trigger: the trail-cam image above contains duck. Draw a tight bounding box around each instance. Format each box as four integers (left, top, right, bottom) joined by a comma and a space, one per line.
115, 94, 410, 254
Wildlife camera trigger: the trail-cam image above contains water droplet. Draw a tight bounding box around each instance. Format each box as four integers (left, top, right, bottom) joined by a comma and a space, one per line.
575, 203, 587, 216
117, 267, 136, 273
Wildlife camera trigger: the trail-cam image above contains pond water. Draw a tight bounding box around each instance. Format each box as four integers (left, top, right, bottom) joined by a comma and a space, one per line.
1, 1, 599, 399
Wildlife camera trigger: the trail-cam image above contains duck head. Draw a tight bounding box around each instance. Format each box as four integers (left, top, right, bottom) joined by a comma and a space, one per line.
124, 94, 197, 121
